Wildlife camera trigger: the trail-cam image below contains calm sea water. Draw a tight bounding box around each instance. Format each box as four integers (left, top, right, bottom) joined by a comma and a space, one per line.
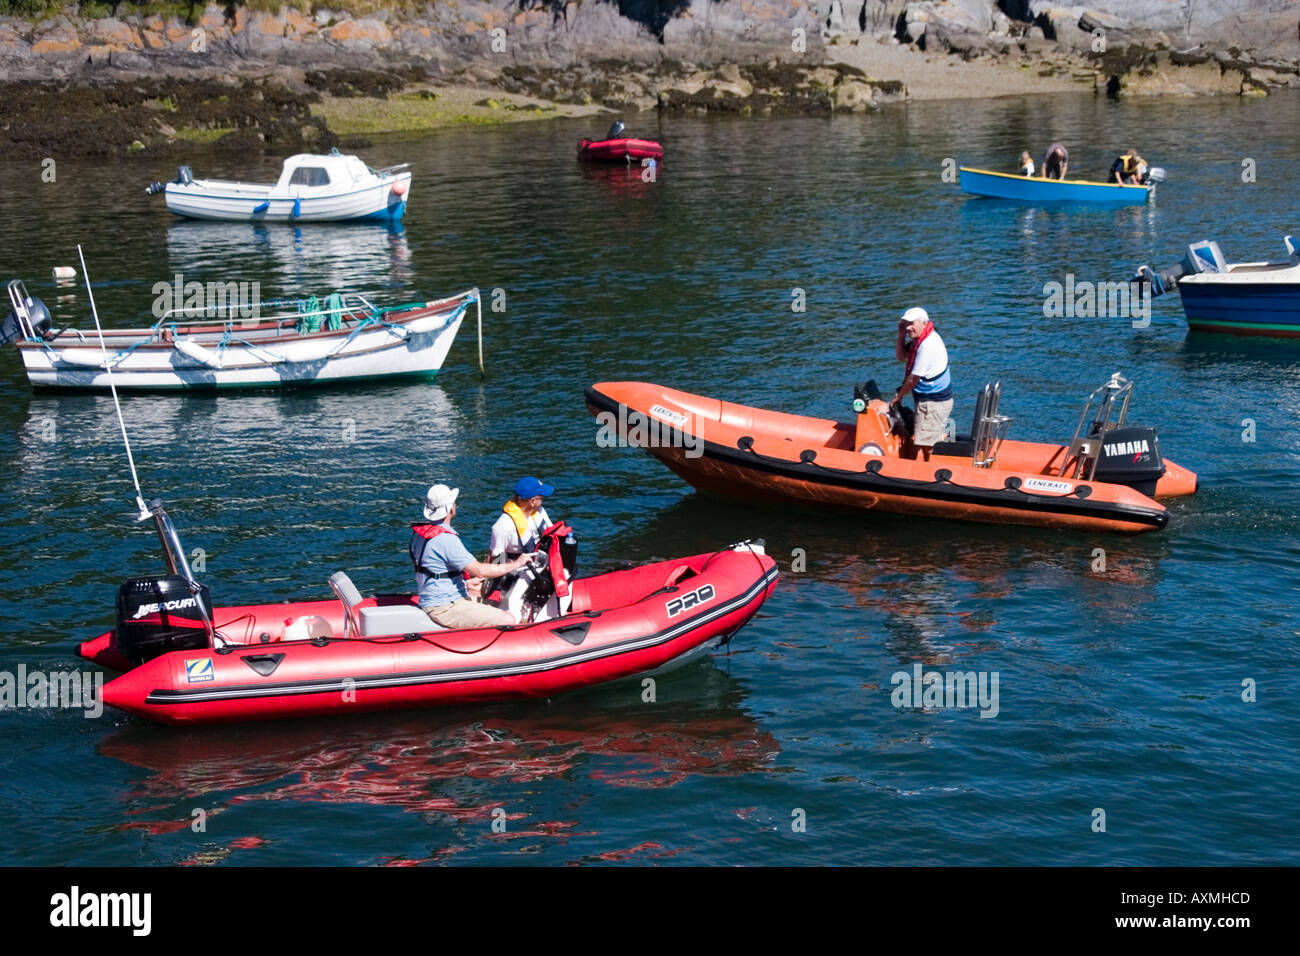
1, 91, 1298, 866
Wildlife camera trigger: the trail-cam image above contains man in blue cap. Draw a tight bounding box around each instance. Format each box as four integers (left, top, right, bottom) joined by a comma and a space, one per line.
490, 476, 555, 562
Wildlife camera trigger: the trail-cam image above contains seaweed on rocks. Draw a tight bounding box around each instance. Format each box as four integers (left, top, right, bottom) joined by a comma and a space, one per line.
0, 76, 338, 158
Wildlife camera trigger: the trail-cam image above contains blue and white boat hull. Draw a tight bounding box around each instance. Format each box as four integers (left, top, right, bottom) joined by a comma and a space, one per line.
1177, 269, 1300, 337
164, 175, 410, 223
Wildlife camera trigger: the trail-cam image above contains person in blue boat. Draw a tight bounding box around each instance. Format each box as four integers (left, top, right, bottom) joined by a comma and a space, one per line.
1110, 148, 1147, 184
490, 476, 555, 562
1042, 143, 1068, 180
890, 308, 953, 462
1018, 151, 1035, 177
411, 484, 532, 629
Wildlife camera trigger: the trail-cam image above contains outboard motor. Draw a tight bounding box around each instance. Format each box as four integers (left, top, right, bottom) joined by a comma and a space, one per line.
606, 119, 626, 140
111, 575, 213, 666
0, 309, 21, 347
1091, 426, 1166, 497
145, 165, 194, 196
2, 281, 54, 344
1135, 239, 1227, 297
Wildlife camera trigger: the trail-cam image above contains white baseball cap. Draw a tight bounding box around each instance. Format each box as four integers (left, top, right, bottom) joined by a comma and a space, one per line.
899, 307, 929, 326
423, 484, 459, 521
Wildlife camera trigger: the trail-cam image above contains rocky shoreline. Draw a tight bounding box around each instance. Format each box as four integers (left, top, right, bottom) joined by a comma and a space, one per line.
1, 1, 1297, 158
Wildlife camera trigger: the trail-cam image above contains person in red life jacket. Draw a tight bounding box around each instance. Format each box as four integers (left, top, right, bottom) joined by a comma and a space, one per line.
890, 307, 954, 462
411, 484, 531, 629
1042, 142, 1068, 180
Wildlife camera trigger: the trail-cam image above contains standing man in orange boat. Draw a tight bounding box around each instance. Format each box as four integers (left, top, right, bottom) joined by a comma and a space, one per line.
890, 308, 953, 462
1042, 142, 1068, 180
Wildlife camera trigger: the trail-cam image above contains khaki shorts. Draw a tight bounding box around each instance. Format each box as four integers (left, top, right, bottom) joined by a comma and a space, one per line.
424, 598, 515, 630
913, 397, 954, 447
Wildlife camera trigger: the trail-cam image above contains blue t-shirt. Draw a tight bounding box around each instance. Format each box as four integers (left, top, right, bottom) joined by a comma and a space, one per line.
411, 527, 476, 609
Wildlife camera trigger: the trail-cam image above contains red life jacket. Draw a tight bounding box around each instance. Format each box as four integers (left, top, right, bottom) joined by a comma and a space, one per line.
541, 522, 573, 599
905, 321, 934, 377
410, 523, 467, 580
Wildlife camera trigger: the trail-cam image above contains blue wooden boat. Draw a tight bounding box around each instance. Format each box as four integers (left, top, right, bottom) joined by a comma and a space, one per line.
958, 166, 1152, 204
1137, 236, 1300, 337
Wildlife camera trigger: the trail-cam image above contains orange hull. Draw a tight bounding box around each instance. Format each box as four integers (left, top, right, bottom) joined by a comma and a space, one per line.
586, 382, 1198, 534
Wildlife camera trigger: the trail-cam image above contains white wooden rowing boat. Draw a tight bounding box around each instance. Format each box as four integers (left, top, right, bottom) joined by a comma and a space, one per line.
146, 151, 411, 223
2, 281, 478, 390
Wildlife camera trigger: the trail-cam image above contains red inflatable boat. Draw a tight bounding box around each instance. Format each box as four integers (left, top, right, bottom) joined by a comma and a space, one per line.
78, 506, 776, 726
578, 137, 664, 163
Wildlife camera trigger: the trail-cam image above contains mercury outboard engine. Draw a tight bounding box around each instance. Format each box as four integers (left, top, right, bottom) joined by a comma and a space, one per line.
1091, 426, 1165, 497
108, 500, 218, 666
111, 575, 212, 666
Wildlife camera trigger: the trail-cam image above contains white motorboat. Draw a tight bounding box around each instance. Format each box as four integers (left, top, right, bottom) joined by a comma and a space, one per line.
146, 150, 411, 223
2, 280, 479, 390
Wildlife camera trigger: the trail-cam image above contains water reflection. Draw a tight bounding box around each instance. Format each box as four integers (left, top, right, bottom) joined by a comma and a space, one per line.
99, 667, 777, 845
17, 382, 461, 460
165, 220, 414, 294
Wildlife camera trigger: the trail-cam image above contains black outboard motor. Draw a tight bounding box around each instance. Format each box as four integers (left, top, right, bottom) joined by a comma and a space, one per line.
1091, 426, 1166, 497
606, 119, 626, 140
522, 526, 578, 609
112, 575, 212, 666
146, 165, 194, 195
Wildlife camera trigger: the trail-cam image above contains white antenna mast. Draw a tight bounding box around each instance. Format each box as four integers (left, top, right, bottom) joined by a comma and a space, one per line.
77, 244, 150, 521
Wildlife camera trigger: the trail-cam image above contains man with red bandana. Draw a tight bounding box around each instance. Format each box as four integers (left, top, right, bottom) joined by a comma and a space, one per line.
890, 307, 954, 462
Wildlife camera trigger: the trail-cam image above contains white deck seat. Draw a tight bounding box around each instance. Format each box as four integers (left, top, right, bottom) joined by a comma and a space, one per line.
359, 604, 448, 636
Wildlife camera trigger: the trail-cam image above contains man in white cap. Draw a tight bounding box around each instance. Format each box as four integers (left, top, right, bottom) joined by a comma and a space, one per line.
410, 484, 532, 629
890, 307, 953, 462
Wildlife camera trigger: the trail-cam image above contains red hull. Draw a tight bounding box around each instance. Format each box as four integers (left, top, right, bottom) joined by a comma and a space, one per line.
79, 549, 776, 725
578, 138, 664, 162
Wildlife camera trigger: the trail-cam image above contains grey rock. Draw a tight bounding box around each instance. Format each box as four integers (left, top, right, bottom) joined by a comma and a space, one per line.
858, 0, 907, 38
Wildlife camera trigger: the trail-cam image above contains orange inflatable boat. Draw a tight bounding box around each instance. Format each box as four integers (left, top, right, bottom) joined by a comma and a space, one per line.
586, 374, 1198, 534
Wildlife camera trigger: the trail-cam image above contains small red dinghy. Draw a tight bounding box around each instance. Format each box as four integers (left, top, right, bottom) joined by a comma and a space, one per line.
578, 138, 663, 163
79, 506, 776, 726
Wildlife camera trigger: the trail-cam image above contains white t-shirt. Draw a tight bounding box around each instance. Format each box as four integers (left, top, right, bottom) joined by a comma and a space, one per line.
1021, 159, 1035, 176
911, 332, 948, 381
489, 506, 552, 560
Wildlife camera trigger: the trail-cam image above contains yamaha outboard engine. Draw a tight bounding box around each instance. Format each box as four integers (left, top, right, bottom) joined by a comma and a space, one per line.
111, 575, 212, 666
606, 119, 626, 140
1091, 426, 1166, 497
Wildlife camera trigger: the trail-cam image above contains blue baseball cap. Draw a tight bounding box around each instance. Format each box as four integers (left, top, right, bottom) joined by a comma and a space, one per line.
515, 476, 554, 498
